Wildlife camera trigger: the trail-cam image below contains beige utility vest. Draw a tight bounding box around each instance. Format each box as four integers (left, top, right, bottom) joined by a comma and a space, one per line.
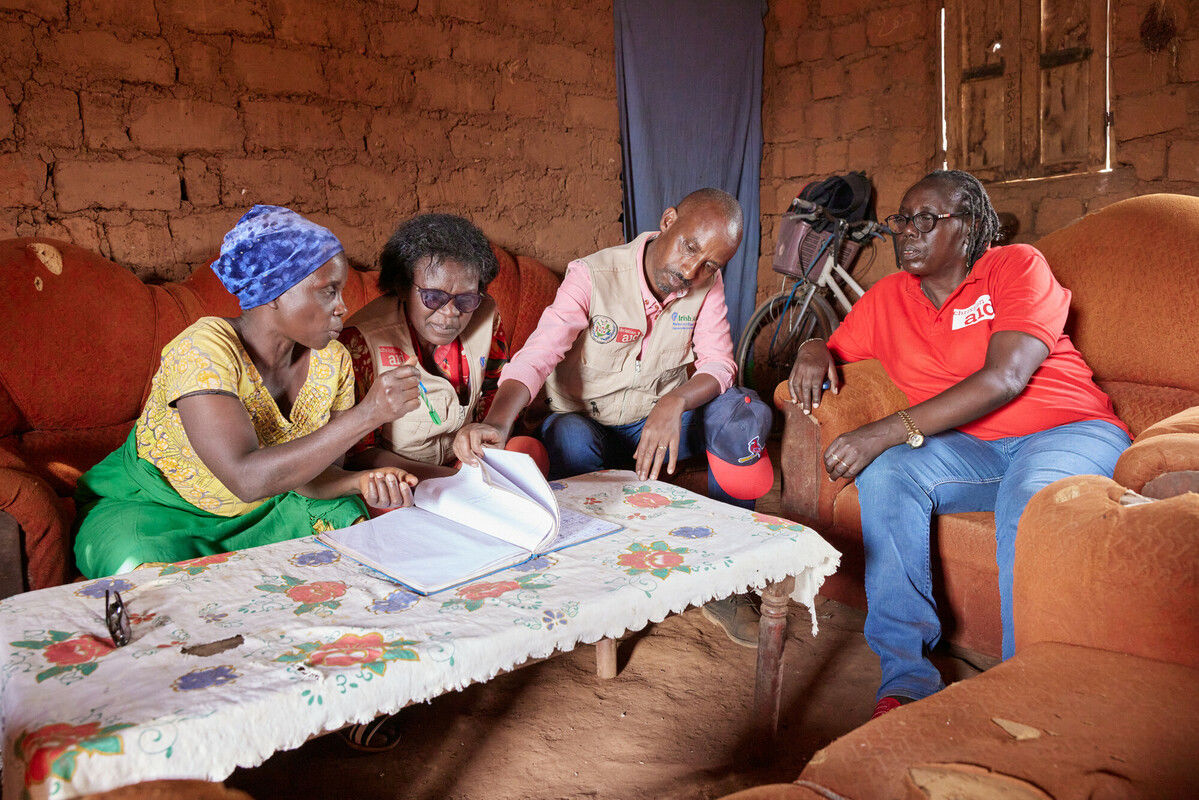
544, 232, 709, 426
347, 294, 496, 465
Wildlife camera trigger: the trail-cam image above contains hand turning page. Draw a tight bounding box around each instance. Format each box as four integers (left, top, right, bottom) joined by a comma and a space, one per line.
316, 450, 623, 594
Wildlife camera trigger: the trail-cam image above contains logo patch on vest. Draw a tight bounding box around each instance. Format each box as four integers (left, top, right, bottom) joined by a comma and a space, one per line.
378, 345, 408, 367
670, 310, 697, 330
951, 294, 995, 330
615, 326, 642, 343
589, 315, 618, 343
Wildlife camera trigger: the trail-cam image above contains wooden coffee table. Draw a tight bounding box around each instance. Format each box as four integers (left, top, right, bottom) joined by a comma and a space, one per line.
0, 470, 839, 799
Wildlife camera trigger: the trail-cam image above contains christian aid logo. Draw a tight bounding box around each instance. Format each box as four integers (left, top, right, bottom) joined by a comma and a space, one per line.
951, 294, 995, 330
378, 346, 406, 367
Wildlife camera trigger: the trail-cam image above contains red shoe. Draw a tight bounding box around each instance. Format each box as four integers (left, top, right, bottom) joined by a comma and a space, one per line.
871, 696, 906, 720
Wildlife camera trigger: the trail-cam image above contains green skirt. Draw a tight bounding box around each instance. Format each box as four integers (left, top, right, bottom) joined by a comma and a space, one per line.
74, 430, 367, 578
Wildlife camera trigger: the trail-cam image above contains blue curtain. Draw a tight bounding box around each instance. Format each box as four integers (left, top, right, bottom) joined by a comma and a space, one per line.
614, 0, 766, 346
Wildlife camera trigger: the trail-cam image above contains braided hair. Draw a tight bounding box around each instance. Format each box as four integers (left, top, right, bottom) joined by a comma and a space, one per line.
922, 170, 1000, 269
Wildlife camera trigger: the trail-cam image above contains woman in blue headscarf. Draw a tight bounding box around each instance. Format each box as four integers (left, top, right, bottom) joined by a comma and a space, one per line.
74, 206, 423, 578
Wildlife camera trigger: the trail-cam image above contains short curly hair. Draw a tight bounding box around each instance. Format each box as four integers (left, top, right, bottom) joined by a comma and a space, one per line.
377, 214, 499, 296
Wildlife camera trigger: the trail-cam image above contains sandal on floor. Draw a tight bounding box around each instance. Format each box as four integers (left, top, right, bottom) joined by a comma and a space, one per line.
341, 714, 403, 753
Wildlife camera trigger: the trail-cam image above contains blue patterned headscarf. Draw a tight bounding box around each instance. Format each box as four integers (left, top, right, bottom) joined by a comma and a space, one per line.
213, 205, 344, 310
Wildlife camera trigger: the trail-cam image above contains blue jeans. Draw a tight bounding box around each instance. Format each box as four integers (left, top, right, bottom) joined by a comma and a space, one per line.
855, 419, 1130, 701
538, 405, 756, 509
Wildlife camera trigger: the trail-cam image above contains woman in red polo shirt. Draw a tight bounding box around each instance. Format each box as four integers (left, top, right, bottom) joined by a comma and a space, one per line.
788, 170, 1130, 720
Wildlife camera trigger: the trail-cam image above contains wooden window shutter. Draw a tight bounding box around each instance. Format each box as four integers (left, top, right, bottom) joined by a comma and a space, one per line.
944, 0, 1107, 179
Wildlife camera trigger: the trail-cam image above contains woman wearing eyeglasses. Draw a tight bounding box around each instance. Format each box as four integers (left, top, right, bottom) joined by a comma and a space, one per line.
787, 170, 1130, 720
340, 214, 540, 486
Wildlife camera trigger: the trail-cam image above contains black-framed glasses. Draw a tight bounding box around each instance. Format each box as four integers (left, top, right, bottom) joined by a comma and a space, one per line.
884, 211, 972, 235
416, 287, 485, 314
105, 589, 131, 648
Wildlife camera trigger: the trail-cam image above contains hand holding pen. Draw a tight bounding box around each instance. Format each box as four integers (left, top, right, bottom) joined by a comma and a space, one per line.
362, 356, 422, 425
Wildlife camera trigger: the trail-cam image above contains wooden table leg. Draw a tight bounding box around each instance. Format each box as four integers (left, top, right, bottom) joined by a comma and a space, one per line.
595, 637, 617, 678
753, 576, 794, 743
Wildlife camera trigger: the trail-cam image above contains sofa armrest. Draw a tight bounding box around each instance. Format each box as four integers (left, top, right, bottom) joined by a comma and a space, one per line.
772, 359, 907, 526
0, 510, 24, 599
1014, 474, 1199, 668
0, 467, 73, 591
1114, 406, 1199, 492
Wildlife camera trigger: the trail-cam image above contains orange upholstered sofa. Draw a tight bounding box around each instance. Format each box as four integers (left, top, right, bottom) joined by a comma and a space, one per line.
773, 193, 1199, 658
0, 238, 560, 595
719, 406, 1199, 800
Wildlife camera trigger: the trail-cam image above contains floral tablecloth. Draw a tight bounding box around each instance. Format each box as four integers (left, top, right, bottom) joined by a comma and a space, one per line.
0, 471, 839, 799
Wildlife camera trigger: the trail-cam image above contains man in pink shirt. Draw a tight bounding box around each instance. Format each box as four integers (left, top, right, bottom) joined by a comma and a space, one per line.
453, 189, 774, 646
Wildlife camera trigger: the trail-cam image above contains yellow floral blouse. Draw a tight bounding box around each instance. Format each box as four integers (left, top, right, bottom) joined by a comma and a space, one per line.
134, 317, 356, 517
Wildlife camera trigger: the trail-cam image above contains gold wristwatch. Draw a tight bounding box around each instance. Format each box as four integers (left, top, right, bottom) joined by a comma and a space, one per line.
896, 409, 925, 448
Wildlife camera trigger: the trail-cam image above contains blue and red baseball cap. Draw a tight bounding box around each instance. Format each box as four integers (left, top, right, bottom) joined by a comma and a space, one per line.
705, 388, 774, 500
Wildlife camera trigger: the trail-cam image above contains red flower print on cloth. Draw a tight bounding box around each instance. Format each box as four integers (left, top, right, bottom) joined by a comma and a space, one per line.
622, 485, 696, 512
308, 633, 386, 667
11, 631, 116, 682
617, 541, 691, 579
43, 635, 114, 667
618, 549, 684, 570
21, 722, 101, 785
159, 552, 234, 576
276, 632, 419, 676
625, 492, 672, 508
456, 580, 520, 602
440, 574, 553, 612
256, 576, 348, 615
285, 581, 347, 604
750, 512, 804, 531
16, 721, 132, 787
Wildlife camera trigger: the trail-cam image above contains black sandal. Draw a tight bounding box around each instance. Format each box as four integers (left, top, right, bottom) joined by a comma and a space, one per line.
341, 713, 403, 753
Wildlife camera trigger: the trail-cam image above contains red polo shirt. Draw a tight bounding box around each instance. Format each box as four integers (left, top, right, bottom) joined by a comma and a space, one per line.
828, 244, 1126, 440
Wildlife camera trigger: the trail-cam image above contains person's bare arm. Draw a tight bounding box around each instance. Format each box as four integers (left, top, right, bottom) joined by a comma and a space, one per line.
823, 330, 1050, 480
633, 373, 721, 480
347, 446, 456, 481
177, 365, 421, 503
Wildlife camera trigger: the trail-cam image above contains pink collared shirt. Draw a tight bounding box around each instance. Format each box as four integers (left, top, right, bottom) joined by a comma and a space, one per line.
500, 234, 737, 399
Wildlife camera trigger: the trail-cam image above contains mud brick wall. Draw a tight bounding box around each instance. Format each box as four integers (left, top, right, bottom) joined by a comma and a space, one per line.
0, 0, 622, 280
760, 0, 1199, 298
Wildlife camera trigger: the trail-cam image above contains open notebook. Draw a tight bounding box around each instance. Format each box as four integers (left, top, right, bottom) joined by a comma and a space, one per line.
317, 449, 624, 594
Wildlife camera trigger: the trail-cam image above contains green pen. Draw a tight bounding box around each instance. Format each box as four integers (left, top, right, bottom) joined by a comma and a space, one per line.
417, 380, 442, 425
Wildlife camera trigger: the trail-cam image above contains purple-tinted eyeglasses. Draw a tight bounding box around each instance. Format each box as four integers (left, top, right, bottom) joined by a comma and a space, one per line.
416, 286, 485, 313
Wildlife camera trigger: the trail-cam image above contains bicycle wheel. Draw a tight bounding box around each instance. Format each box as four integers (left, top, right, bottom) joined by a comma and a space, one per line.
735, 290, 838, 401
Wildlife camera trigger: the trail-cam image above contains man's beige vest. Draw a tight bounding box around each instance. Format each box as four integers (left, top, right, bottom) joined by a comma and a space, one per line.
347, 294, 497, 466
544, 232, 710, 426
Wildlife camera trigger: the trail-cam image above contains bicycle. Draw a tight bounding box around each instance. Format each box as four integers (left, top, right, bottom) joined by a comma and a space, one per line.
735, 198, 886, 399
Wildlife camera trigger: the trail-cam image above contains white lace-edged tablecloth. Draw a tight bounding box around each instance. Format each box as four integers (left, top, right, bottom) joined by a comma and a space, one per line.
0, 470, 839, 799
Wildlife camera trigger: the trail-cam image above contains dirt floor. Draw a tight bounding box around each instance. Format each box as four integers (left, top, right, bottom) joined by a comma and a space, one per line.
224, 597, 982, 800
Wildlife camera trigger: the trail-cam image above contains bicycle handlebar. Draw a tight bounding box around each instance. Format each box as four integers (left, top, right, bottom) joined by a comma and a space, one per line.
787, 197, 887, 240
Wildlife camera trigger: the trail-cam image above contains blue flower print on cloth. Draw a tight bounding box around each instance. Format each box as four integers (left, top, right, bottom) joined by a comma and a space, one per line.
670, 526, 714, 539
290, 549, 340, 567
369, 589, 420, 614
212, 205, 344, 310
173, 665, 238, 692
75, 578, 134, 599
511, 555, 553, 573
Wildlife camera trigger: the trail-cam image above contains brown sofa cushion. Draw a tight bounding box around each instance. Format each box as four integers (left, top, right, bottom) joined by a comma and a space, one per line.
1014, 475, 1199, 667
799, 641, 1199, 800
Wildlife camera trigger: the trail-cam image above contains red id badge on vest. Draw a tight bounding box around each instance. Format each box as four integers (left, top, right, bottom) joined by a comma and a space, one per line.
378, 346, 407, 368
